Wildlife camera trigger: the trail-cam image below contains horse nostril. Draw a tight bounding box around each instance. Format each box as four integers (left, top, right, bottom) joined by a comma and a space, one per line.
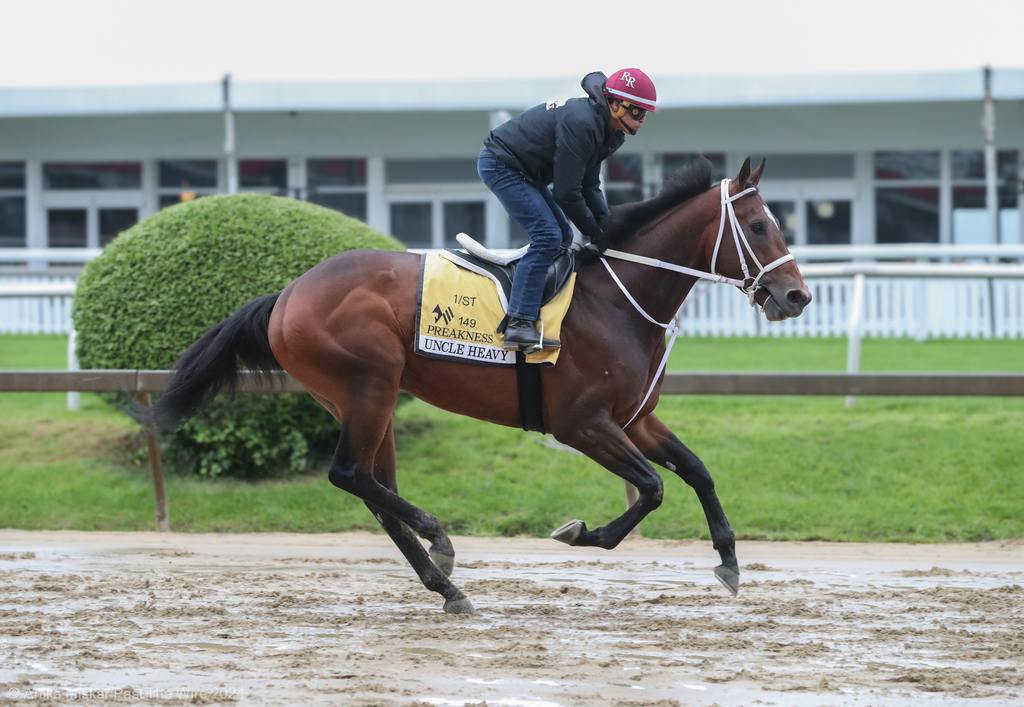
787, 288, 811, 306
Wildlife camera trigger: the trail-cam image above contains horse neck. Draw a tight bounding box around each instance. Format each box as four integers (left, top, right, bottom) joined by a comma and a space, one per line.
596, 189, 718, 326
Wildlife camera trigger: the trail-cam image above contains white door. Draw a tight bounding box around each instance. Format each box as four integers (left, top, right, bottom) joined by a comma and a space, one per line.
759, 181, 856, 246
385, 191, 487, 249
41, 192, 143, 248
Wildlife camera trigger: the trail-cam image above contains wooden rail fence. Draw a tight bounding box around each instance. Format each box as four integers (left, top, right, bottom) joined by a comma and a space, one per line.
3, 369, 1023, 531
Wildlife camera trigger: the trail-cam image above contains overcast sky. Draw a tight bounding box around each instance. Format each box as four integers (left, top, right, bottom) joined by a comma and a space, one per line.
2, 0, 1022, 87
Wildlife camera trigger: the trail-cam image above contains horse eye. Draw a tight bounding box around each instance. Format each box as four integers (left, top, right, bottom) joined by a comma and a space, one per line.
750, 221, 765, 235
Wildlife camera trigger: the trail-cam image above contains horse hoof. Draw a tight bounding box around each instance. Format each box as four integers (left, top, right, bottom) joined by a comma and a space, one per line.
429, 549, 455, 577
443, 597, 475, 614
550, 519, 584, 545
714, 565, 740, 596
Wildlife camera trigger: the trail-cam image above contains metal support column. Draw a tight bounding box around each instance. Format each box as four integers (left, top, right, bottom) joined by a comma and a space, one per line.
983, 66, 998, 244
223, 73, 239, 195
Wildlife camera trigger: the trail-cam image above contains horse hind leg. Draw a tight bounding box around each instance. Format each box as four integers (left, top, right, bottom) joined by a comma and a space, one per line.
369, 420, 456, 577
329, 402, 471, 613
371, 422, 456, 576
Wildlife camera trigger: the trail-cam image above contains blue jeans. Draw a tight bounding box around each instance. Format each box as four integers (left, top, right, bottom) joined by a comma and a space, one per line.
477, 148, 573, 321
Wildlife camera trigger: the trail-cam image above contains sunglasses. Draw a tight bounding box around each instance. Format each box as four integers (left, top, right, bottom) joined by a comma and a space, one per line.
622, 102, 647, 120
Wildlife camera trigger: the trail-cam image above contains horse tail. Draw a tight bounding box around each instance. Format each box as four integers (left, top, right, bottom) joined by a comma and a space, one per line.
153, 292, 281, 430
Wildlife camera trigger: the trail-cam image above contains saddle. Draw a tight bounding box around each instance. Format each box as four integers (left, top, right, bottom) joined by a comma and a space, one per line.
416, 233, 577, 434
444, 233, 576, 314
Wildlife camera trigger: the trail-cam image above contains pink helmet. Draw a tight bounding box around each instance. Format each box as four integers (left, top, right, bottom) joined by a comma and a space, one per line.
605, 68, 657, 112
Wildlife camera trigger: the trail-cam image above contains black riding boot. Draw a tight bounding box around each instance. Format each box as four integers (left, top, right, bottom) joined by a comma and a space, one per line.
502, 317, 540, 350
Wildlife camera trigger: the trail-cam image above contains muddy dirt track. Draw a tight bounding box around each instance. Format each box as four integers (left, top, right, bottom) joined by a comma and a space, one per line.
0, 531, 1021, 706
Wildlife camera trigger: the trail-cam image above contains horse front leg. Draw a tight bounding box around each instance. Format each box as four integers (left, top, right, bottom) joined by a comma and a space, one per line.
549, 416, 664, 550
627, 413, 740, 595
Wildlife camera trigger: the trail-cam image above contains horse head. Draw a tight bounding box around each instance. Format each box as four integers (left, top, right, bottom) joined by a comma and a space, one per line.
707, 158, 812, 321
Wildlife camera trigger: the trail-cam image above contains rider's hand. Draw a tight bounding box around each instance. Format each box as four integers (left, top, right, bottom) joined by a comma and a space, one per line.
590, 229, 610, 253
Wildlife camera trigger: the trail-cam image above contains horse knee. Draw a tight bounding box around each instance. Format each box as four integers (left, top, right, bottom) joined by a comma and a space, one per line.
687, 467, 715, 494
637, 472, 664, 509
674, 454, 715, 494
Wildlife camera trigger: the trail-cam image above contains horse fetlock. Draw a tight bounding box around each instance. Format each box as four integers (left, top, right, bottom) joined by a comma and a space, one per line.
428, 547, 455, 577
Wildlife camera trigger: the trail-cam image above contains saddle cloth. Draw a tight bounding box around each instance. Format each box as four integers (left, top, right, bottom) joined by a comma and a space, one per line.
415, 251, 576, 366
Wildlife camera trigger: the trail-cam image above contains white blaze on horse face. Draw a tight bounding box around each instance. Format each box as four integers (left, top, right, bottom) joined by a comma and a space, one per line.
763, 203, 781, 230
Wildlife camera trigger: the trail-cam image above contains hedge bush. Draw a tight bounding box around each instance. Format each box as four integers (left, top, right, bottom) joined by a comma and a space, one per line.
73, 194, 402, 478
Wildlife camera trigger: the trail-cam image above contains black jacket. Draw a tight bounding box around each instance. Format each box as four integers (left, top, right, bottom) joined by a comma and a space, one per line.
484, 72, 624, 240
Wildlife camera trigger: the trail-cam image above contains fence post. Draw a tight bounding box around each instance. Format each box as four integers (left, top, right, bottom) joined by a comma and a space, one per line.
846, 273, 866, 408
66, 329, 79, 412
135, 391, 169, 532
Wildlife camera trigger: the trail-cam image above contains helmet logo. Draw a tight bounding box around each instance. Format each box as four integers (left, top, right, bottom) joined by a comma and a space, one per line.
621, 71, 636, 88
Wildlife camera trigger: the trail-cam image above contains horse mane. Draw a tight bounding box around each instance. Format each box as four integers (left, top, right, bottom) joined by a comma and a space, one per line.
603, 155, 713, 245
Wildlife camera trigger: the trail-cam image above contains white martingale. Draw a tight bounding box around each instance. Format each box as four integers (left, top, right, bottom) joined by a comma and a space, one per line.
599, 178, 796, 427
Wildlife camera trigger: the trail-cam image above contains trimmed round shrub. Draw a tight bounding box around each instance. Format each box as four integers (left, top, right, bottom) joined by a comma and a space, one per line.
73, 193, 402, 478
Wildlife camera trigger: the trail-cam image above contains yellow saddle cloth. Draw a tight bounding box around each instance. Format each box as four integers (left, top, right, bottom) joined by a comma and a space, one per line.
415, 251, 576, 366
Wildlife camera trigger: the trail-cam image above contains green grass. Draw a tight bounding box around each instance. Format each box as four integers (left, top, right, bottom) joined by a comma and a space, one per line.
1, 335, 1022, 541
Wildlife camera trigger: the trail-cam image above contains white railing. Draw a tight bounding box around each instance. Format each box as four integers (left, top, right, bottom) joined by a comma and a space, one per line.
789, 244, 1024, 261
681, 266, 1024, 340
0, 278, 77, 335
2, 247, 1024, 338
0, 248, 102, 264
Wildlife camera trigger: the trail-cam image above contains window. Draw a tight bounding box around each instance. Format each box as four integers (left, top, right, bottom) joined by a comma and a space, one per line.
43, 162, 141, 189
874, 151, 940, 181
874, 151, 941, 243
951, 149, 1019, 245
48, 209, 88, 247
240, 159, 287, 193
390, 203, 432, 248
443, 202, 485, 248
806, 200, 852, 245
386, 159, 478, 184
605, 154, 643, 206
876, 187, 940, 244
0, 162, 26, 247
748, 153, 854, 180
308, 158, 367, 221
158, 159, 218, 208
99, 208, 139, 246
0, 162, 26, 190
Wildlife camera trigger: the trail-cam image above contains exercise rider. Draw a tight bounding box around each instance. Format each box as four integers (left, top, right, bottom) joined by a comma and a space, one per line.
477, 68, 657, 350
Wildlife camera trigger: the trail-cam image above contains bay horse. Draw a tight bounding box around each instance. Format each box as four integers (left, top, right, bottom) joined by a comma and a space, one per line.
154, 156, 810, 614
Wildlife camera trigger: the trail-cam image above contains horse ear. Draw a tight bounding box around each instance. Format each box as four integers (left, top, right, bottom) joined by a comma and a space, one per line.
750, 158, 766, 186
735, 157, 751, 186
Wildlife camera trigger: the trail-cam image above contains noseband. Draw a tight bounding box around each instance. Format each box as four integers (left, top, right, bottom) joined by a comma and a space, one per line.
597, 178, 796, 427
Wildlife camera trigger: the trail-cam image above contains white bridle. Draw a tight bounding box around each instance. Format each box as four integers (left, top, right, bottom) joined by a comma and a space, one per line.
597, 178, 796, 427
602, 178, 795, 307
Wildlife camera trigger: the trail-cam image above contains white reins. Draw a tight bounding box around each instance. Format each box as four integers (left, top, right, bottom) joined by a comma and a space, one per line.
598, 178, 795, 427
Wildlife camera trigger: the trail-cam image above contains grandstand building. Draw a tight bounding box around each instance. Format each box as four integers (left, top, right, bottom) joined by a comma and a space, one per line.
0, 68, 1021, 253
